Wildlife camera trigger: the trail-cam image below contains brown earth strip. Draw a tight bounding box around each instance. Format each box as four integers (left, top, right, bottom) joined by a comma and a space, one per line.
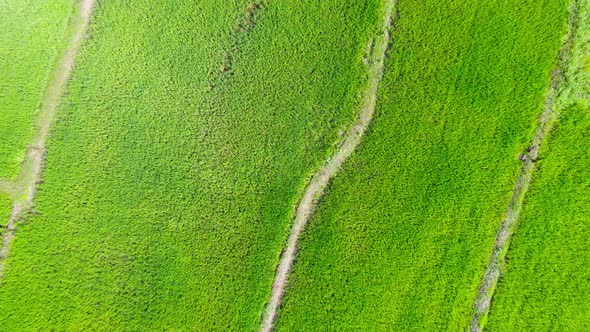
0, 0, 96, 282
259, 1, 398, 330
469, 1, 581, 330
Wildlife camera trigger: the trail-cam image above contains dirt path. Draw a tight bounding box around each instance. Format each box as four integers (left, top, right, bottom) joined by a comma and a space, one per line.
0, 179, 13, 196
260, 1, 397, 330
0, 0, 96, 281
469, 2, 580, 330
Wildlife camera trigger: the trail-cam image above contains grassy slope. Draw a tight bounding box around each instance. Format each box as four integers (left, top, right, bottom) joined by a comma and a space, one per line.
0, 0, 74, 179
277, 0, 568, 330
0, 0, 378, 330
487, 2, 590, 329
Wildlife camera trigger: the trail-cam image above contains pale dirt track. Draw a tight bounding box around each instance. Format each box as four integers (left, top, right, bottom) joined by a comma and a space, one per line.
260, 1, 398, 330
0, 179, 12, 196
0, 0, 96, 281
469, 1, 581, 330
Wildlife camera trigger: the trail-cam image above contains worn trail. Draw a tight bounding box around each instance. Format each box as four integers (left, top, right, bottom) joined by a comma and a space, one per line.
260, 1, 397, 330
469, 1, 580, 330
0, 179, 13, 196
0, 0, 96, 281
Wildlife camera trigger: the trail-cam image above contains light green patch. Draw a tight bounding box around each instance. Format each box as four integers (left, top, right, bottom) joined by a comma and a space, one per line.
487, 0, 590, 329
486, 105, 590, 331
0, 193, 12, 228
0, 0, 380, 330
277, 0, 570, 330
0, 0, 75, 179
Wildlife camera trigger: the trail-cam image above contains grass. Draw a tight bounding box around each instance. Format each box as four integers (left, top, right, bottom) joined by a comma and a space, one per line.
276, 0, 569, 330
486, 0, 590, 329
0, 0, 74, 179
0, 193, 11, 228
0, 0, 380, 330
486, 105, 590, 331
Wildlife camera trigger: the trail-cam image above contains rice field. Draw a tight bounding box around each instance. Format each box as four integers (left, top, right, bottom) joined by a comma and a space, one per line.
0, 193, 10, 227
0, 0, 74, 179
0, 0, 379, 329
276, 0, 570, 330
486, 103, 590, 331
0, 0, 587, 330
486, 1, 590, 329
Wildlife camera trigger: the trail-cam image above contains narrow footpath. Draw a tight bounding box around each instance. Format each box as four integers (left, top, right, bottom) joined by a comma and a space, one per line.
0, 0, 96, 281
260, 1, 398, 330
469, 1, 581, 330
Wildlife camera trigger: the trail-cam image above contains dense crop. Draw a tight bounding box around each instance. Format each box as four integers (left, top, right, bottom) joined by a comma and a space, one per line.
276, 0, 569, 330
1, 0, 586, 330
0, 0, 379, 330
487, 1, 590, 329
0, 0, 74, 179
486, 105, 590, 331
0, 193, 10, 227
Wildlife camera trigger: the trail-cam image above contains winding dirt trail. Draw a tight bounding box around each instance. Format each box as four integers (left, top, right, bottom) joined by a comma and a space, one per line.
469, 2, 580, 330
260, 1, 397, 330
0, 0, 96, 281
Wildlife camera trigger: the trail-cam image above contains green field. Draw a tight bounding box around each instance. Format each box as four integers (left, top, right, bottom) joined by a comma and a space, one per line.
0, 0, 379, 329
0, 0, 587, 330
276, 0, 569, 330
0, 0, 74, 179
0, 193, 11, 227
487, 2, 590, 329
486, 104, 590, 331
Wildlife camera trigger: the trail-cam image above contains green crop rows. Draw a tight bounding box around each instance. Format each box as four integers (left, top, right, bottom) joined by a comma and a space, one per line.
0, 0, 587, 330
0, 0, 74, 179
277, 0, 569, 330
487, 1, 590, 329
0, 193, 11, 227
0, 0, 379, 329
487, 101, 590, 331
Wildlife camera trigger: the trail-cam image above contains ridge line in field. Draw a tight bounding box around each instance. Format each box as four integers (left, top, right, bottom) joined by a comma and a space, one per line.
260, 1, 398, 330
469, 1, 580, 330
0, 0, 96, 282
0, 179, 13, 196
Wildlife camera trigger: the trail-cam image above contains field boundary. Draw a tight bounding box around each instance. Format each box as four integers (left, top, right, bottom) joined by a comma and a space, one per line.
0, 0, 96, 282
469, 1, 581, 330
0, 179, 13, 197
259, 1, 398, 330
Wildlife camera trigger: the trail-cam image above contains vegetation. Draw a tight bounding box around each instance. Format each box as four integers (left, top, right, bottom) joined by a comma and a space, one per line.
487, 0, 590, 329
276, 0, 570, 330
0, 193, 11, 227
0, 0, 74, 179
0, 0, 586, 330
486, 105, 590, 331
0, 0, 379, 330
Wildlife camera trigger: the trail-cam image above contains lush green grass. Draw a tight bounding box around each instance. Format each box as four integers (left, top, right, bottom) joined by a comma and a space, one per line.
277, 0, 569, 330
487, 2, 590, 329
0, 0, 379, 330
486, 106, 590, 331
0, 193, 11, 227
0, 0, 74, 179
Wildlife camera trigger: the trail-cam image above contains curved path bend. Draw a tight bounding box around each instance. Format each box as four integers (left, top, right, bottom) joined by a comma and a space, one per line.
260, 1, 398, 330
469, 1, 580, 330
